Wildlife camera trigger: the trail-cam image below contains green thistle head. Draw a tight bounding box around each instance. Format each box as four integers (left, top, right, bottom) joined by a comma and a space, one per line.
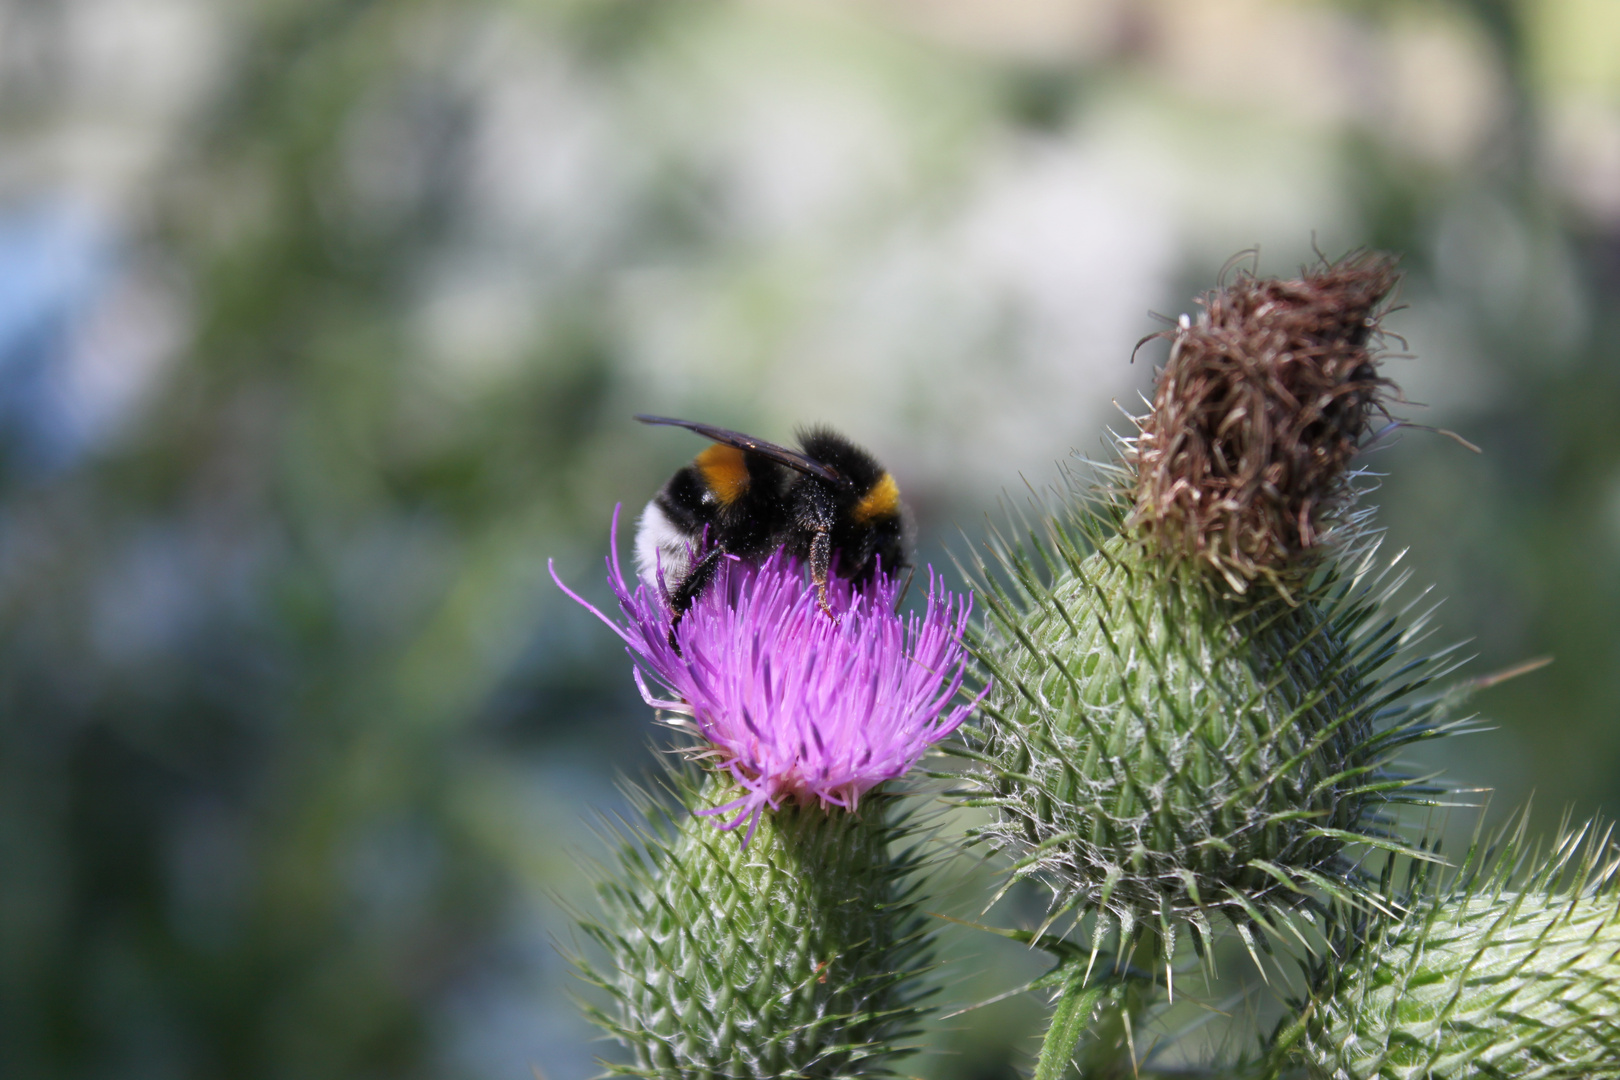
1280, 811, 1620, 1079
960, 255, 1462, 951
575, 767, 935, 1079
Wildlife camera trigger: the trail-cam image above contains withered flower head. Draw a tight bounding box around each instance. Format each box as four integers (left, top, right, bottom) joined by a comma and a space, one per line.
1131, 252, 1400, 588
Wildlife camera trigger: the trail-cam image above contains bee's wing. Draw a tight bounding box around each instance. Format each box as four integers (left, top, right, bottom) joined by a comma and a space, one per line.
635, 415, 839, 482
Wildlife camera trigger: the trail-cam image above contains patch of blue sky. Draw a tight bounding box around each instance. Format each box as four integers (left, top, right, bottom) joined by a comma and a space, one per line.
0, 199, 116, 474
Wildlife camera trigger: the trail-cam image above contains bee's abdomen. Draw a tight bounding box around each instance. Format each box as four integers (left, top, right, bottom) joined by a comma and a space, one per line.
635, 467, 711, 590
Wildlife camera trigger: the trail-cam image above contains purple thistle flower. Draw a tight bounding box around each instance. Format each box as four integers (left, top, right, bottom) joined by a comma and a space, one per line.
551, 508, 983, 844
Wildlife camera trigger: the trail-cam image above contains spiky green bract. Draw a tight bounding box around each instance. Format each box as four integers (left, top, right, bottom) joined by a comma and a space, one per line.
1280, 813, 1620, 1080
576, 764, 935, 1079
958, 473, 1465, 952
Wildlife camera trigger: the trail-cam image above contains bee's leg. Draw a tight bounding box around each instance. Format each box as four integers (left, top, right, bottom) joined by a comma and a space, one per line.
809, 526, 833, 616
788, 482, 837, 617
894, 564, 916, 613
666, 547, 726, 653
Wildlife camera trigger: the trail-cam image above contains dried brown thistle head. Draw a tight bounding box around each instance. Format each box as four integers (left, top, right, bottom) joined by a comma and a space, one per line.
1130, 253, 1400, 588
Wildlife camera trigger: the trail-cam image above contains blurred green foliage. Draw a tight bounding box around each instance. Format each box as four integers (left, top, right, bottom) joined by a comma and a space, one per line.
0, 0, 1617, 1077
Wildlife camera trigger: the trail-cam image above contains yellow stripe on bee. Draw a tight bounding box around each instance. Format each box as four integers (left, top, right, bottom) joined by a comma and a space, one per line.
696, 443, 750, 505
852, 472, 900, 524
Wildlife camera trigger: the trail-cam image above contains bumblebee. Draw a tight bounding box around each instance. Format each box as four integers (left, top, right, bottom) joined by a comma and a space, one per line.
633, 414, 911, 617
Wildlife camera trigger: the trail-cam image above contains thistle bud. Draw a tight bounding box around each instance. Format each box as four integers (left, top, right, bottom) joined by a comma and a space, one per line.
1283, 815, 1620, 1079
963, 255, 1454, 950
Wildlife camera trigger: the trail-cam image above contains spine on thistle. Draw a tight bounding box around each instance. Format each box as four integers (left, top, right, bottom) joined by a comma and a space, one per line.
1275, 811, 1620, 1079
961, 254, 1464, 960
554, 515, 980, 1078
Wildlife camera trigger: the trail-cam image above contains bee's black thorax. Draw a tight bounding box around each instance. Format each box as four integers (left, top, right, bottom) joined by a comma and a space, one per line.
789, 429, 909, 591
797, 428, 887, 500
